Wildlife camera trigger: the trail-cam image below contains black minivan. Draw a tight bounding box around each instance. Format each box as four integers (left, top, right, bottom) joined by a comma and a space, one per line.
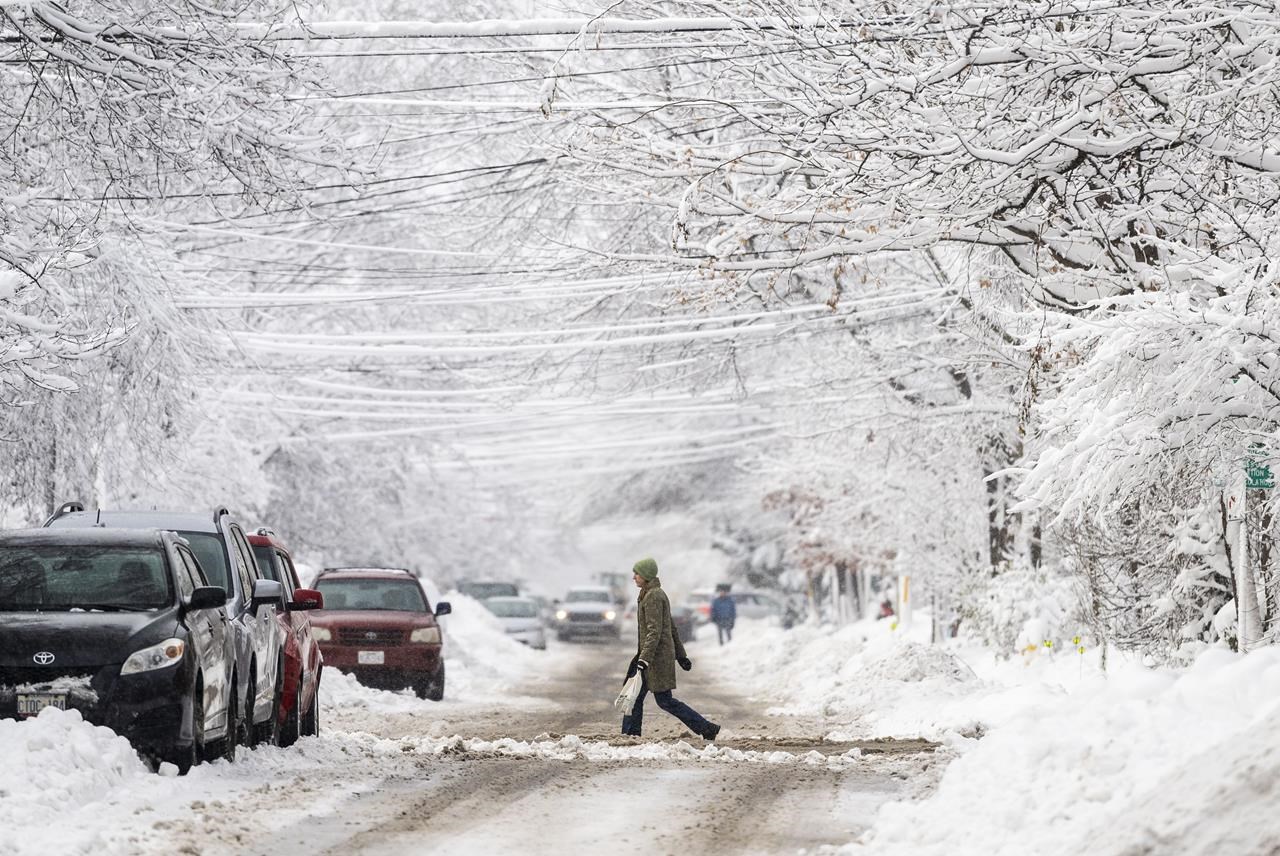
0, 528, 238, 772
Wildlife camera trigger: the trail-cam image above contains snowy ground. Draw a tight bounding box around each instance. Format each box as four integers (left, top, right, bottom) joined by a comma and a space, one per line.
701, 614, 1280, 855
6, 597, 1278, 855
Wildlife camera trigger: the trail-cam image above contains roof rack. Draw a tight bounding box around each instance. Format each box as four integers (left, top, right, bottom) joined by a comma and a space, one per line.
318, 566, 414, 577
256, 527, 276, 537
43, 500, 85, 527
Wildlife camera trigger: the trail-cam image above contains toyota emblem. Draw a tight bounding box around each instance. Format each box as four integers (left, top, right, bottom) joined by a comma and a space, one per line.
365, 631, 378, 640
32, 651, 55, 665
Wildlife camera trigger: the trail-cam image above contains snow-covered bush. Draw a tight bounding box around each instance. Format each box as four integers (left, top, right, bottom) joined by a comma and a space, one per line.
954, 564, 1082, 656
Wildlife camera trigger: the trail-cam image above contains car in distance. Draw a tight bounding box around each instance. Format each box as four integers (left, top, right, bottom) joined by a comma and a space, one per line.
456, 580, 520, 601
0, 528, 237, 773
623, 602, 696, 644
45, 503, 287, 747
309, 568, 451, 700
554, 586, 622, 642
482, 596, 547, 649
684, 589, 786, 625
249, 529, 324, 746
672, 605, 697, 643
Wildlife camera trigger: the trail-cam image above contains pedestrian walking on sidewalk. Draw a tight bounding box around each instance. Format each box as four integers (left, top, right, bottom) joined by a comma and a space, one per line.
710, 584, 736, 646
621, 557, 721, 741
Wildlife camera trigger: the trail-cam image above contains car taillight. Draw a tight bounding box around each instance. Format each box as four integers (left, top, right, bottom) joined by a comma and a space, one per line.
698, 604, 710, 615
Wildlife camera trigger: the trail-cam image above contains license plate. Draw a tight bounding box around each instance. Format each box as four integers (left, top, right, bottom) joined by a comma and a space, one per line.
17, 693, 67, 718
357, 650, 385, 665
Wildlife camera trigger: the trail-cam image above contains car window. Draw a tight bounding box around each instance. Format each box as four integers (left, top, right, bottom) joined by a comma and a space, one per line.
252, 545, 280, 582
315, 578, 427, 612
565, 590, 611, 603
228, 526, 256, 599
178, 531, 230, 592
0, 545, 172, 611
459, 582, 518, 599
272, 550, 300, 593
172, 547, 198, 598
485, 599, 539, 618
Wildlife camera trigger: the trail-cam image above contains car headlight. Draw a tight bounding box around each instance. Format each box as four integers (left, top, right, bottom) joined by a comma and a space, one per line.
120, 638, 185, 675
604, 610, 617, 621
312, 627, 331, 641
555, 609, 568, 620
410, 627, 441, 644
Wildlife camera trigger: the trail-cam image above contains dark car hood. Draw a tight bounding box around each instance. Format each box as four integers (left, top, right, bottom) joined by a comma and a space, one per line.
0, 610, 178, 668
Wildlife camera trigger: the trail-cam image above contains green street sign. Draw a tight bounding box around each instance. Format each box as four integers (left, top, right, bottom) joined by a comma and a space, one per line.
1247, 455, 1275, 490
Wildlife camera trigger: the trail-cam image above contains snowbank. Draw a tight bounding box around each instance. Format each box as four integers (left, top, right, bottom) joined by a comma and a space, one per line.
707, 615, 1280, 854
701, 617, 980, 738
0, 708, 151, 844
857, 646, 1280, 855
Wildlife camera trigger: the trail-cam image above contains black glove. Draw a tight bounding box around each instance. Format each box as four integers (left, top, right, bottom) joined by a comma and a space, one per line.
636, 658, 649, 672
678, 657, 692, 672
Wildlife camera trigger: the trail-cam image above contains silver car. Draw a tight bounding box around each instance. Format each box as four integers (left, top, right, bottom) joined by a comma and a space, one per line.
483, 596, 547, 650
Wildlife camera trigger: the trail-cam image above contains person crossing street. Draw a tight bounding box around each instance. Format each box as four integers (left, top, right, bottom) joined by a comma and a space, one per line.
621, 557, 721, 741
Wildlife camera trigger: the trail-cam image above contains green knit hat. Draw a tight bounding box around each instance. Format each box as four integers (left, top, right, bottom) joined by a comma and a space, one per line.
633, 557, 659, 580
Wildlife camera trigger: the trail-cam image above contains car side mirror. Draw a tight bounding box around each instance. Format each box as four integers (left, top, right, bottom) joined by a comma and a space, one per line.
251, 579, 285, 611
434, 601, 452, 617
187, 586, 226, 611
291, 588, 324, 611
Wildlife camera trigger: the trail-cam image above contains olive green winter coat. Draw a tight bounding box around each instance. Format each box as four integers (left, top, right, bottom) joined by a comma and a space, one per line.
637, 578, 686, 693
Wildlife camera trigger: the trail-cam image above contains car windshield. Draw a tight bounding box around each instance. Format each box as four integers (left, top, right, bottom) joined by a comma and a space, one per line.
459, 582, 518, 599
317, 578, 427, 612
0, 545, 172, 611
566, 590, 610, 603
178, 531, 229, 591
486, 599, 539, 618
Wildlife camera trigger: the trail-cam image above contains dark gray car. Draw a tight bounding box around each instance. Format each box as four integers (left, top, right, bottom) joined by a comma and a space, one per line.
45, 504, 285, 747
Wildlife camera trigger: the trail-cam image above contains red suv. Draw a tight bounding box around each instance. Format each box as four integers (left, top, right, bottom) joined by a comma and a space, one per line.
308, 568, 451, 701
248, 530, 324, 745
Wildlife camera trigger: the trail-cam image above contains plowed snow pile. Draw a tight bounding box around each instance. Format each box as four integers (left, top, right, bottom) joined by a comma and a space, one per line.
0, 708, 150, 828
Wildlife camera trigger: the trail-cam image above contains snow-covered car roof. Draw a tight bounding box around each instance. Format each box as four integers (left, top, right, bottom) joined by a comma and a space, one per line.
0, 527, 172, 547
47, 510, 222, 533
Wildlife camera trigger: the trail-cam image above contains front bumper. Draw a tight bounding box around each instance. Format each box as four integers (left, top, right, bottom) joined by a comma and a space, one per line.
0, 662, 193, 752
508, 628, 547, 649
318, 642, 441, 683
556, 621, 621, 637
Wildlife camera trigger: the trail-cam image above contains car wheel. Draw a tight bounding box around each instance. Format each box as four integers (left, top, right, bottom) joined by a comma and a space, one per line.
301, 678, 320, 738
415, 662, 445, 702
279, 670, 301, 748
239, 669, 258, 750
213, 671, 240, 764
257, 657, 284, 746
163, 676, 203, 774
426, 661, 445, 702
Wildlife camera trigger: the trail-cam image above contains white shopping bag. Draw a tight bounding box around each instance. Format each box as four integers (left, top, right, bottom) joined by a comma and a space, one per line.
614, 672, 643, 712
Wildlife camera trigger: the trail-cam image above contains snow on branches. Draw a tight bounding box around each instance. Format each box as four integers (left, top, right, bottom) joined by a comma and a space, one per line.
0, 1, 344, 400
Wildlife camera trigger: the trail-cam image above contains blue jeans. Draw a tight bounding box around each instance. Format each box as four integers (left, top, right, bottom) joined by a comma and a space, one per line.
716, 622, 733, 645
621, 679, 716, 738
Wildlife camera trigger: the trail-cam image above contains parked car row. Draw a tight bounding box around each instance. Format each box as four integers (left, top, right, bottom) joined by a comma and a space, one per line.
0, 505, 314, 773
0, 502, 453, 775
